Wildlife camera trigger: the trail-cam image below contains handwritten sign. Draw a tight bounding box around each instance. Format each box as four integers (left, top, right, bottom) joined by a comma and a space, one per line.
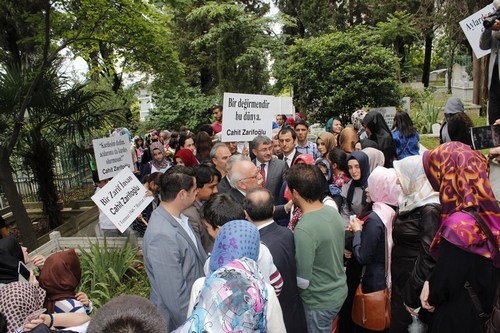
91, 167, 153, 233
93, 134, 135, 180
221, 93, 276, 142
459, 3, 497, 59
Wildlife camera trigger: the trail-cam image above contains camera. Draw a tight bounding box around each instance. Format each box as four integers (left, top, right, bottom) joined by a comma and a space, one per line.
483, 11, 500, 29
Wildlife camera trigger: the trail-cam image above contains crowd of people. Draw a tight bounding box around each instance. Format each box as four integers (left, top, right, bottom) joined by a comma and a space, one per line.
0, 102, 499, 333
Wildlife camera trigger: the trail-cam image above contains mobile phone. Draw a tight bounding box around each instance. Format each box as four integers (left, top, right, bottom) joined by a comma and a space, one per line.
469, 125, 500, 150
18, 261, 30, 282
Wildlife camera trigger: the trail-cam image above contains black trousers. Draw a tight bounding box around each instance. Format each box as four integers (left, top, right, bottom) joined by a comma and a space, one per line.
489, 65, 500, 125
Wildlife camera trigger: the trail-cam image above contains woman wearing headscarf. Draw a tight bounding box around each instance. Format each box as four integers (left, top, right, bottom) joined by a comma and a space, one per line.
420, 142, 500, 333
439, 97, 465, 144
362, 147, 386, 173
352, 109, 368, 140
177, 220, 285, 333
338, 128, 360, 154
174, 148, 199, 167
390, 156, 441, 332
342, 151, 370, 218
38, 249, 92, 315
349, 166, 401, 333
141, 141, 171, 179
362, 111, 397, 168
0, 237, 26, 285
316, 132, 337, 158
284, 154, 338, 232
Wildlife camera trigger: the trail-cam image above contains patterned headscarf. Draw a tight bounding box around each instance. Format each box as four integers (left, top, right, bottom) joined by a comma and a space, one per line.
0, 237, 25, 284
339, 127, 359, 153
423, 142, 500, 266
393, 155, 439, 213
351, 109, 367, 131
174, 148, 199, 167
149, 142, 170, 170
0, 282, 46, 333
174, 258, 268, 333
38, 249, 81, 314
209, 220, 260, 275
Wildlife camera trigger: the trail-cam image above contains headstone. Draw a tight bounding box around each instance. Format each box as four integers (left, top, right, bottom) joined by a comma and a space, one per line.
370, 107, 397, 129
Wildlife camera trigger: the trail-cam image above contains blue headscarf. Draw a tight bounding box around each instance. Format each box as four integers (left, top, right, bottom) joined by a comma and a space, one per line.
209, 220, 260, 275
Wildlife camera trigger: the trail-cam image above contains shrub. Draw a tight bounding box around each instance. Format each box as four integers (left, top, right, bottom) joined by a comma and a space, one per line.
79, 236, 139, 308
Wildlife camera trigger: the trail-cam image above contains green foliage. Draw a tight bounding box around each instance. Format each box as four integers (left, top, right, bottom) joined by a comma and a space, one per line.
79, 237, 139, 307
149, 86, 220, 132
414, 102, 441, 134
284, 27, 402, 122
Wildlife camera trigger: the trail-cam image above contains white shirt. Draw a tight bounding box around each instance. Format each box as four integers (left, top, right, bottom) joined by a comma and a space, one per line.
255, 160, 269, 182
283, 149, 296, 168
174, 214, 198, 250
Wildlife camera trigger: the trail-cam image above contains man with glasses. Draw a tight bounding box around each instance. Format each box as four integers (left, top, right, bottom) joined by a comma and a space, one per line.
251, 135, 288, 205
227, 159, 263, 203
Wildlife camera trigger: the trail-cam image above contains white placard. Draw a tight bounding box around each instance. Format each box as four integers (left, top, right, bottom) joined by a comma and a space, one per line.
277, 96, 293, 116
221, 92, 276, 142
93, 134, 135, 180
459, 3, 497, 59
91, 167, 153, 233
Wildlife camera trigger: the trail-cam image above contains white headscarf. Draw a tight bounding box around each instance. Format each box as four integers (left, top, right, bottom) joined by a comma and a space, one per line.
393, 155, 439, 213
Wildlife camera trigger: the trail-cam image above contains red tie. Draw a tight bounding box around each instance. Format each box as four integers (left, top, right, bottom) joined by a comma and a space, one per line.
260, 164, 266, 187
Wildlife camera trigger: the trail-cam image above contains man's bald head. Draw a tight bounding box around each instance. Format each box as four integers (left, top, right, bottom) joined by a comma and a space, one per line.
243, 187, 274, 222
228, 160, 262, 192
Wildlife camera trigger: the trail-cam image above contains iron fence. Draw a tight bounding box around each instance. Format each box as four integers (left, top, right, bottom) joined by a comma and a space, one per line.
0, 144, 94, 209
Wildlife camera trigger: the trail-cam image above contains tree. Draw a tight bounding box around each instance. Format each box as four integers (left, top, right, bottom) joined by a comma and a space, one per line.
284, 27, 401, 122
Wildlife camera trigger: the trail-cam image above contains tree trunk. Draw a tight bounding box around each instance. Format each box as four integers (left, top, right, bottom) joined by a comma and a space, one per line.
422, 33, 433, 87
25, 135, 63, 229
0, 147, 37, 250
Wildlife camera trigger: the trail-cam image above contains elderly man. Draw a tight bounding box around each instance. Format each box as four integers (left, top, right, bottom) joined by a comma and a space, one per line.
227, 159, 263, 203
210, 142, 232, 178
217, 153, 245, 194
251, 135, 287, 205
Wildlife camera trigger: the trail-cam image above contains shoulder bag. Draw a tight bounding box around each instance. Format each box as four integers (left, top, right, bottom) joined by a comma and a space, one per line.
352, 226, 391, 331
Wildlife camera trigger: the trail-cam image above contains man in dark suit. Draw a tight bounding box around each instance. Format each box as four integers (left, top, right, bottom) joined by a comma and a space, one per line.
251, 135, 287, 205
243, 188, 307, 333
226, 159, 262, 204
143, 167, 207, 331
277, 127, 301, 168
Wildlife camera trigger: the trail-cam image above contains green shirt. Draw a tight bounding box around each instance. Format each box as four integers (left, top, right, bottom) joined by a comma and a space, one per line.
295, 205, 347, 310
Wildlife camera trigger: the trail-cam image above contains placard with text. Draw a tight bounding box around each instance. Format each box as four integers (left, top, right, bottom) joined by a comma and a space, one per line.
221, 93, 276, 142
91, 167, 153, 233
93, 134, 135, 180
460, 3, 497, 59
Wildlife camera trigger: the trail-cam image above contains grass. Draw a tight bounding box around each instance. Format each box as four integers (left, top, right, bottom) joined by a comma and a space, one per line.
419, 136, 440, 150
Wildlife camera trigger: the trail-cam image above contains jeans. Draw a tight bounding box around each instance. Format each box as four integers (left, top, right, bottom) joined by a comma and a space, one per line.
304, 305, 338, 333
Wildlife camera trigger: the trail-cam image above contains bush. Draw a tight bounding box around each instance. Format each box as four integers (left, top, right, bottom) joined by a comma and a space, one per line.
79, 237, 139, 308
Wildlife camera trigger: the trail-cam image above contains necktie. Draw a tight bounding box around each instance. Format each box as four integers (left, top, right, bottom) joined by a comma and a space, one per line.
260, 164, 266, 187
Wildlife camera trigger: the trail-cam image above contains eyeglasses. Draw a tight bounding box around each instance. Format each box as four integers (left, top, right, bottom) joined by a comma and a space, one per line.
239, 173, 260, 182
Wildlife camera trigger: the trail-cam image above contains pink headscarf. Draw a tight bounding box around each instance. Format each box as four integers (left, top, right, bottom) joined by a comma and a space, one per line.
367, 166, 401, 289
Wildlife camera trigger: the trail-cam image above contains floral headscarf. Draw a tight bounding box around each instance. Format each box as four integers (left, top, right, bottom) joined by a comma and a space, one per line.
174, 258, 268, 333
393, 155, 439, 213
38, 249, 81, 314
351, 109, 367, 131
209, 220, 260, 275
423, 142, 500, 266
149, 142, 170, 170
